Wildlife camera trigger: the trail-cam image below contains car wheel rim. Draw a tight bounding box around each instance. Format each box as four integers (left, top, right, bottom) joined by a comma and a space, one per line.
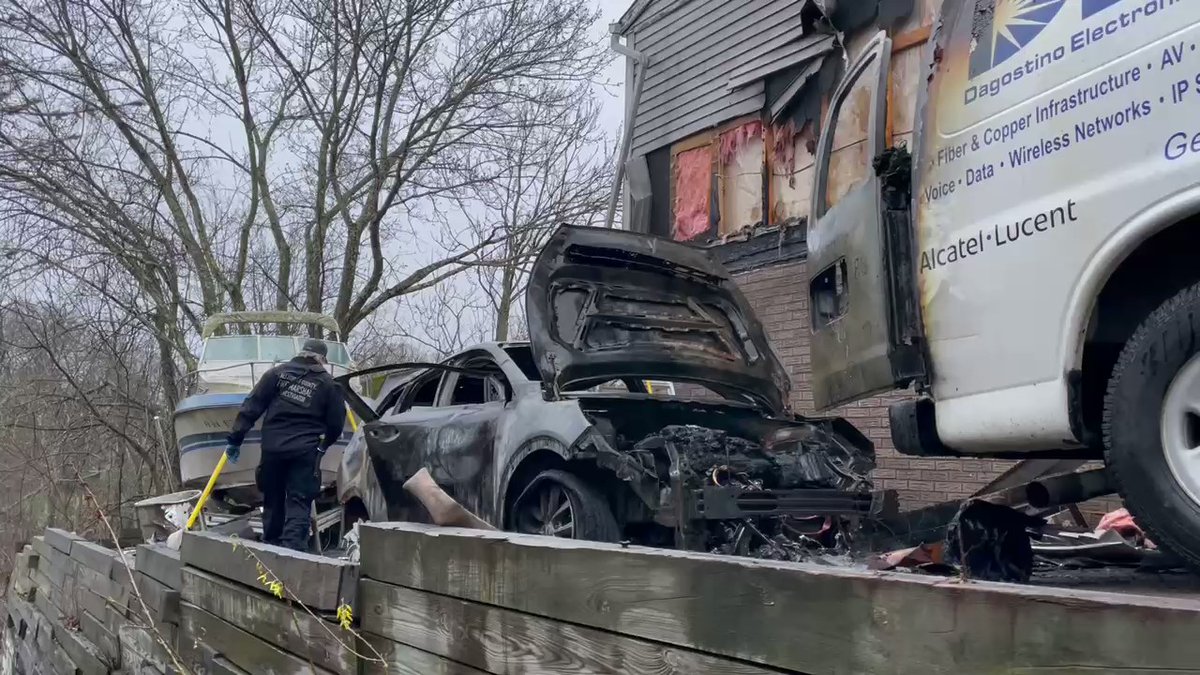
518, 483, 575, 538
1161, 352, 1200, 508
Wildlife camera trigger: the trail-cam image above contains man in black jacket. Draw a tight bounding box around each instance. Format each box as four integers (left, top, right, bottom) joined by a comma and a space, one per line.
225, 339, 347, 551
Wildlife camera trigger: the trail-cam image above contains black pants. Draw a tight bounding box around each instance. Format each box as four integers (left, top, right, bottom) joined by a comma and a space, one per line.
256, 452, 319, 551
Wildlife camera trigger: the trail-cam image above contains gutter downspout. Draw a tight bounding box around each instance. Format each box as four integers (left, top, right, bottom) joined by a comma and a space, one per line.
605, 26, 648, 229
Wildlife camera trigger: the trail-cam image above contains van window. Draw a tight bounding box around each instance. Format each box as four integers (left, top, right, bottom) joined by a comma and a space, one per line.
823, 50, 882, 210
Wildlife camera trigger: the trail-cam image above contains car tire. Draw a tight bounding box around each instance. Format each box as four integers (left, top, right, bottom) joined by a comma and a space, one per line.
512, 469, 621, 543
1104, 281, 1200, 569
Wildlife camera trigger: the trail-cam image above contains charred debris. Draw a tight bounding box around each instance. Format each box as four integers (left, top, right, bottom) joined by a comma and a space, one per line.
601, 420, 889, 561
597, 419, 1181, 583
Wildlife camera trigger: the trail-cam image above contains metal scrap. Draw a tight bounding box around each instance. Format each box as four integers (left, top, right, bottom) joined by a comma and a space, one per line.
944, 499, 1044, 583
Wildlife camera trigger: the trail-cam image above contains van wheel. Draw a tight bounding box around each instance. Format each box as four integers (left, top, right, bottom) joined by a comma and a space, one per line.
512, 469, 620, 543
1104, 281, 1200, 569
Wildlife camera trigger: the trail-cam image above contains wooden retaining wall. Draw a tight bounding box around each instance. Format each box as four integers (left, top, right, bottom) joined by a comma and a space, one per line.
6, 523, 1200, 674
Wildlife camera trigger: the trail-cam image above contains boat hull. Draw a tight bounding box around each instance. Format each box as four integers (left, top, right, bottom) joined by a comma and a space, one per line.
174, 393, 351, 494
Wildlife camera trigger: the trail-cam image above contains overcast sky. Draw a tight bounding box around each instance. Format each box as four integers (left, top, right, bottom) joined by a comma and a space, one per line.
595, 0, 631, 136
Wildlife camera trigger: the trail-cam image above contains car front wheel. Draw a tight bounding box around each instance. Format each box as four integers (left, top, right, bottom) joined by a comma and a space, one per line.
511, 469, 620, 543
1105, 281, 1200, 569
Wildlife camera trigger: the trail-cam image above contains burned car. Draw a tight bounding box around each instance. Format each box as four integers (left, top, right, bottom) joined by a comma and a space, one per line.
337, 225, 891, 552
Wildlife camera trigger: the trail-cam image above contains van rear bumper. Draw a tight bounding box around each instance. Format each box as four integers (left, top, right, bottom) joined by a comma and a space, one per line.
889, 398, 1099, 460
889, 398, 953, 457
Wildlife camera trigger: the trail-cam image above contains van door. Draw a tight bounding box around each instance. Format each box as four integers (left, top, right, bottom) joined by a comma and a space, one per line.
808, 31, 925, 411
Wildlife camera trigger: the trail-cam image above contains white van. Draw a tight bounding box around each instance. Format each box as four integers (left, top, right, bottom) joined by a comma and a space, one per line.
808, 1, 1200, 564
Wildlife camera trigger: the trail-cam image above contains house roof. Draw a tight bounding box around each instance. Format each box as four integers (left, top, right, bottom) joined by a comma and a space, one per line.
614, 0, 656, 35
616, 0, 703, 35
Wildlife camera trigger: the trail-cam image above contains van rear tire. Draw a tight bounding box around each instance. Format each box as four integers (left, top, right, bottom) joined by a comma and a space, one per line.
1104, 281, 1200, 569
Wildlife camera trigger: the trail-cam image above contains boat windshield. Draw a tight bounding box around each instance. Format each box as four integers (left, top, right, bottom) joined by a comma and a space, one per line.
201, 336, 352, 366
260, 336, 298, 362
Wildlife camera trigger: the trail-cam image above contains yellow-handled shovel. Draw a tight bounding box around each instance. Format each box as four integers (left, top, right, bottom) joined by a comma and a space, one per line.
167, 452, 229, 550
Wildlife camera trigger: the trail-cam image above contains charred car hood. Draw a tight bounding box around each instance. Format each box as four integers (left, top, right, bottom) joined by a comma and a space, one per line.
526, 225, 791, 414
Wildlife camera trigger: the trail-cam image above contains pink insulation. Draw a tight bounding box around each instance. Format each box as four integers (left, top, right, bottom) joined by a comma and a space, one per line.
672, 146, 712, 241
770, 119, 815, 188
719, 121, 763, 164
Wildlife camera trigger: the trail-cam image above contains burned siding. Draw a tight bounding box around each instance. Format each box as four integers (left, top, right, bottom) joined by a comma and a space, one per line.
627, 0, 833, 157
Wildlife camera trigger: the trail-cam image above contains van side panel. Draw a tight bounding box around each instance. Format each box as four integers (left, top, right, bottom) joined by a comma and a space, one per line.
916, 0, 1200, 451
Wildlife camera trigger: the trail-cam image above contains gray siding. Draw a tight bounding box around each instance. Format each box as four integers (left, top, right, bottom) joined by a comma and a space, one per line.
629, 0, 831, 156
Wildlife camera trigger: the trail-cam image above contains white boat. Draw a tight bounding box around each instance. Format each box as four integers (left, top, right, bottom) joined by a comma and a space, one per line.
174, 312, 359, 497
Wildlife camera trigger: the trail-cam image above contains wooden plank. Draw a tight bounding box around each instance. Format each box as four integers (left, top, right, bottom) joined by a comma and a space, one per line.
360, 578, 785, 675
71, 539, 121, 577
77, 586, 111, 622
54, 623, 111, 675
30, 567, 56, 598
181, 531, 356, 612
361, 634, 488, 675
47, 640, 79, 675
34, 582, 61, 622
14, 548, 34, 574
12, 558, 36, 600
79, 608, 120, 664
181, 566, 357, 673
39, 538, 67, 567
113, 551, 141, 601
175, 637, 250, 675
44, 528, 82, 555
39, 544, 69, 588
32, 535, 52, 560
137, 544, 182, 589
72, 559, 131, 609
16, 639, 39, 675
35, 615, 54, 656
359, 523, 1200, 675
178, 601, 336, 674
118, 624, 176, 675
9, 597, 35, 642
22, 544, 40, 570
130, 572, 180, 627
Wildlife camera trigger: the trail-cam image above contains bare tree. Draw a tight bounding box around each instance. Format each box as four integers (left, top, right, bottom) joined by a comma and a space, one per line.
0, 298, 172, 563
399, 279, 492, 358
0, 0, 607, 342
458, 92, 613, 341
0, 0, 611, 577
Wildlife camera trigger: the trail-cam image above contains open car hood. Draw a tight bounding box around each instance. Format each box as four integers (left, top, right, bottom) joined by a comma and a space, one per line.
526, 225, 791, 415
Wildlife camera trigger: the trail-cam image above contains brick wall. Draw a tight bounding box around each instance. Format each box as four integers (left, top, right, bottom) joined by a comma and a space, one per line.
734, 259, 1019, 509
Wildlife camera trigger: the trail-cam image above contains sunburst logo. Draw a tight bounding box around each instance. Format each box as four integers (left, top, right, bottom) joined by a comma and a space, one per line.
969, 0, 1066, 77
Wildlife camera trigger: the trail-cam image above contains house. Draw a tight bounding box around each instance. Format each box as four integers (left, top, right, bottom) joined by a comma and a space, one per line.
609, 0, 1116, 515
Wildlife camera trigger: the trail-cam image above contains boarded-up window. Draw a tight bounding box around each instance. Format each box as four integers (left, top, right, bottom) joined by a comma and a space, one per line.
672, 145, 713, 241
718, 121, 765, 233
770, 120, 818, 224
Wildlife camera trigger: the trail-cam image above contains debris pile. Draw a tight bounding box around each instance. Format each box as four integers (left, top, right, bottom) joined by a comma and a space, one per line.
1033, 508, 1181, 573
872, 502, 1186, 583
657, 425, 853, 490
708, 515, 844, 562
944, 500, 1042, 583
642, 426, 864, 561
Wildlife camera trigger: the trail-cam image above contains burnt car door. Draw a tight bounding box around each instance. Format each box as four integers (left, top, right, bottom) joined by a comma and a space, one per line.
807, 31, 926, 411
360, 352, 510, 523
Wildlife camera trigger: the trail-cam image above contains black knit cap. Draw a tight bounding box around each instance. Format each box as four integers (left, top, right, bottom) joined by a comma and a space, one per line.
300, 338, 329, 357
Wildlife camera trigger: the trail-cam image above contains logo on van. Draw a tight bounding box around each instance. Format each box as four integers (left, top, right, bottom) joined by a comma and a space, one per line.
969, 0, 1066, 78
1082, 0, 1123, 18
